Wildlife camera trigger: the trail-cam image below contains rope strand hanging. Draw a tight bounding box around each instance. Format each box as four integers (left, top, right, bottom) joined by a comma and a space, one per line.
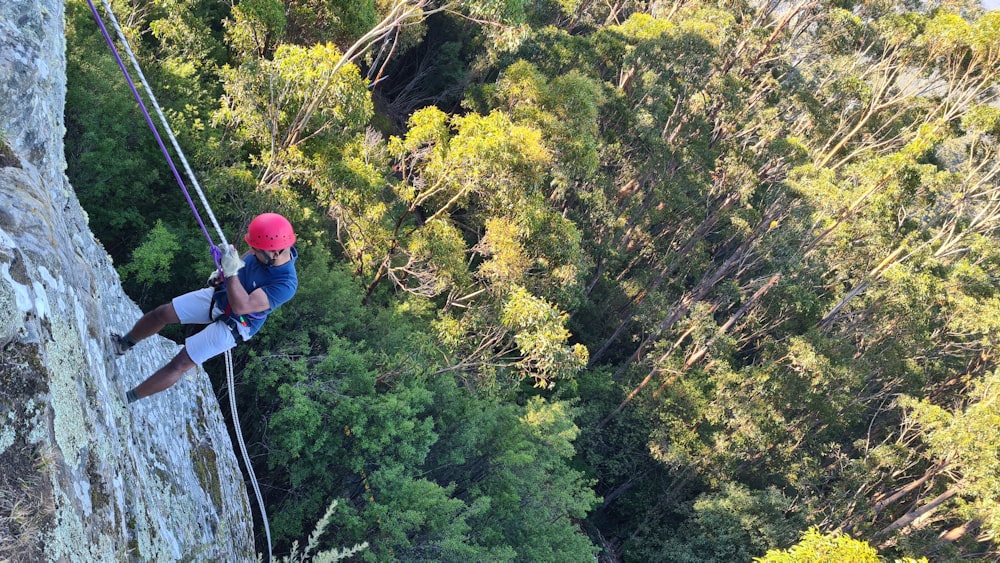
84, 0, 273, 559
83, 0, 227, 263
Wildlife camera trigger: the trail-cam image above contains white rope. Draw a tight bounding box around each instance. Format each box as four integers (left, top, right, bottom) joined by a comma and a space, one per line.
226, 349, 274, 560
94, 2, 271, 558
96, 0, 229, 249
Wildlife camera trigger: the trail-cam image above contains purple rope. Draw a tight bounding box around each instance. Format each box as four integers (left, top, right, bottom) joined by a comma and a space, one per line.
85, 0, 223, 268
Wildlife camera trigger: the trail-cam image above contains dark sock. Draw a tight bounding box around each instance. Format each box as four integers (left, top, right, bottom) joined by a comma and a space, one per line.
123, 333, 137, 347
126, 389, 139, 403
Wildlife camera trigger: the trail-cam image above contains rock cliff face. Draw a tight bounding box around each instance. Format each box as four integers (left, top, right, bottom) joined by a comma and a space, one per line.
0, 1, 255, 560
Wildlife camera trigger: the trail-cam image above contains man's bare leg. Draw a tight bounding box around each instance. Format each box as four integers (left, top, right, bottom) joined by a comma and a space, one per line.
114, 302, 180, 356
128, 302, 181, 342
129, 348, 196, 401
121, 302, 195, 402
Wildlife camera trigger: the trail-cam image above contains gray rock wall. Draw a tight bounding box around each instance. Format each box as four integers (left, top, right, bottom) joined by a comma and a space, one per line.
0, 0, 256, 560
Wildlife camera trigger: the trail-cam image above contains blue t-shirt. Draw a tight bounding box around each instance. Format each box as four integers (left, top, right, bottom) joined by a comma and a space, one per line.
213, 246, 298, 338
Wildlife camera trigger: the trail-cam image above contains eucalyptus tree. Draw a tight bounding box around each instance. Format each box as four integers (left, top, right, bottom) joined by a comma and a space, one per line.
491, 1, 1000, 560
314, 103, 590, 392
880, 370, 1000, 554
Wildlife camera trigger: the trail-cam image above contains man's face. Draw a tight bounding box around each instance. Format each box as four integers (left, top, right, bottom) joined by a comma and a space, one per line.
251, 246, 285, 266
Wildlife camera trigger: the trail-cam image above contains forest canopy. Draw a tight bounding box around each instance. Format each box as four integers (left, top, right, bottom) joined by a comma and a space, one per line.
65, 0, 999, 560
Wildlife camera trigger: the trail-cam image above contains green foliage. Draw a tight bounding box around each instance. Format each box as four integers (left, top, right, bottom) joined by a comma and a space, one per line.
635, 483, 804, 563
65, 0, 1000, 561
65, 0, 226, 307
388, 107, 551, 218
490, 60, 604, 184
215, 41, 373, 197
117, 219, 180, 287
500, 286, 589, 388
420, 382, 600, 561
225, 0, 286, 60
755, 527, 881, 562
961, 104, 1000, 135
285, 0, 377, 47
898, 370, 1000, 541
757, 527, 929, 563
65, 1, 167, 257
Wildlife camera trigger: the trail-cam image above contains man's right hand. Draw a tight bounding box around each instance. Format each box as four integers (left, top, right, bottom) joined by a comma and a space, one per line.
221, 244, 244, 278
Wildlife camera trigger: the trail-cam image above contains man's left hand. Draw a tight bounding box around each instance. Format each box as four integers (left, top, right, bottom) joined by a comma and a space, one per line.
206, 269, 223, 288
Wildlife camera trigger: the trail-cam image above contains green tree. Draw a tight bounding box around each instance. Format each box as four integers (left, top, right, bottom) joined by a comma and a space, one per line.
755, 527, 927, 563
634, 483, 804, 563
66, 0, 223, 307
215, 41, 373, 191
224, 0, 286, 60
879, 371, 1000, 553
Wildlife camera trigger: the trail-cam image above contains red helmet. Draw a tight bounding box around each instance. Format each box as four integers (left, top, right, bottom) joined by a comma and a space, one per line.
244, 213, 296, 250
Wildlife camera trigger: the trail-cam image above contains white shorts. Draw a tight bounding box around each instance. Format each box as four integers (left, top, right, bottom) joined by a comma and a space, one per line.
171, 287, 248, 365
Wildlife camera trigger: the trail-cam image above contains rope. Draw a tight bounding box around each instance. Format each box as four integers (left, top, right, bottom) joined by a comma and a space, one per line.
85, 2, 273, 559
226, 349, 273, 557
84, 0, 228, 266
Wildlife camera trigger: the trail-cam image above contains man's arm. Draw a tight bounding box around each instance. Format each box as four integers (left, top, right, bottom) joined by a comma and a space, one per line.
220, 244, 270, 315
225, 275, 271, 315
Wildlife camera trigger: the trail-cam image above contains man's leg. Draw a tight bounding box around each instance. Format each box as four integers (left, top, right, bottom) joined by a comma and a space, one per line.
128, 347, 196, 401
126, 319, 237, 403
113, 302, 181, 355
131, 302, 181, 341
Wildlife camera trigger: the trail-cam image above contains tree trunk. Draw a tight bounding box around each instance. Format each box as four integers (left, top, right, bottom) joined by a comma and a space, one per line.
873, 462, 943, 515
877, 484, 962, 538
940, 520, 978, 542
589, 191, 737, 366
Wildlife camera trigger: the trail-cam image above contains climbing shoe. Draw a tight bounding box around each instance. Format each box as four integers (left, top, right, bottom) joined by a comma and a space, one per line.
111, 333, 135, 356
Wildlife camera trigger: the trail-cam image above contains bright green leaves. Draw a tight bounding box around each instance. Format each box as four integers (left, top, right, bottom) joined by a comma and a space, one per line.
492, 61, 603, 185
116, 219, 180, 288
756, 528, 882, 563
477, 201, 588, 307
615, 12, 674, 41
477, 216, 531, 287
225, 0, 286, 60
969, 11, 1000, 65
390, 105, 451, 157
403, 218, 470, 295
326, 103, 592, 407
899, 371, 1000, 540
430, 110, 549, 214
961, 103, 1000, 136
354, 471, 488, 561
921, 12, 970, 58
362, 105, 582, 303
521, 396, 580, 459
389, 106, 550, 216
216, 41, 372, 190
431, 283, 588, 393
501, 286, 588, 388
251, 343, 599, 559
918, 8, 1000, 87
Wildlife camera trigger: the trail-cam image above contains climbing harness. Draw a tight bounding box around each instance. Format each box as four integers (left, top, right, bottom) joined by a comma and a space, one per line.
84, 1, 273, 559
